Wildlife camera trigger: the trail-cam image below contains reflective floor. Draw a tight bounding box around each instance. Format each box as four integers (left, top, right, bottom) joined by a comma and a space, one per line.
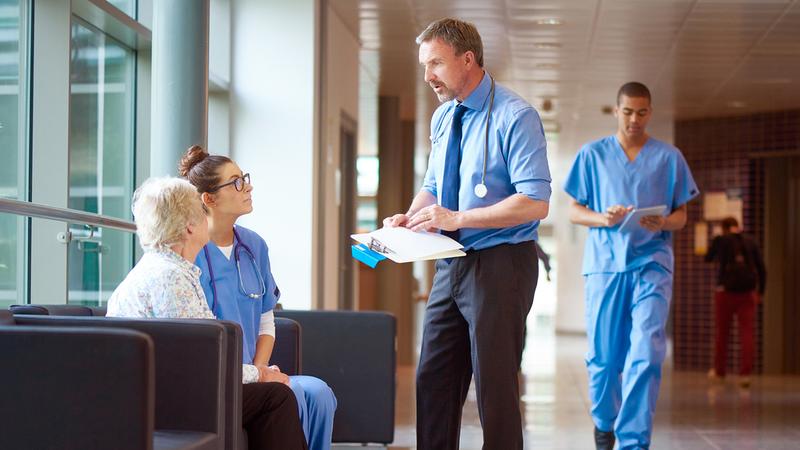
379, 315, 800, 450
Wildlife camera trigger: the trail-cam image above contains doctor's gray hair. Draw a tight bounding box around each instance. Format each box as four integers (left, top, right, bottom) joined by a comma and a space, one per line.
132, 177, 206, 251
416, 18, 484, 67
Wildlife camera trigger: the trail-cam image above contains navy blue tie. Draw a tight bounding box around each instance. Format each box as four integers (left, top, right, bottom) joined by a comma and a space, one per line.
441, 104, 466, 242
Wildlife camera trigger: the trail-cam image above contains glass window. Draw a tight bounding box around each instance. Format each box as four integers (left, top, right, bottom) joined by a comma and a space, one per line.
108, 0, 136, 19
0, 0, 29, 309
356, 155, 379, 232
68, 18, 135, 306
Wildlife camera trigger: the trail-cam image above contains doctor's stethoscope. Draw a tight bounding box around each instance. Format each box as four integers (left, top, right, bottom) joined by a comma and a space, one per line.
203, 227, 266, 313
469, 75, 495, 199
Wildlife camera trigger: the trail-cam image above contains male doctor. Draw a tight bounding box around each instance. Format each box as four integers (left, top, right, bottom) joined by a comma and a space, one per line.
564, 82, 698, 450
384, 17, 551, 450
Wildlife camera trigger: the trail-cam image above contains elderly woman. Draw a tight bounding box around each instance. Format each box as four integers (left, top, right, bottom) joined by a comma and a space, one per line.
107, 177, 307, 450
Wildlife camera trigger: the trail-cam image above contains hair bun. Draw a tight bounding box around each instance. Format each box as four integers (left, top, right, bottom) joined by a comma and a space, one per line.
178, 145, 208, 177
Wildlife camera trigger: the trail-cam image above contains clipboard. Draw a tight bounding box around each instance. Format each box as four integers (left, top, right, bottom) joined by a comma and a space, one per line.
618, 205, 668, 233
351, 226, 466, 267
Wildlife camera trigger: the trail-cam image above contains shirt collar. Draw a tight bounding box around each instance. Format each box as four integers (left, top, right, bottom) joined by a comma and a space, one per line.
151, 247, 202, 278
458, 71, 493, 112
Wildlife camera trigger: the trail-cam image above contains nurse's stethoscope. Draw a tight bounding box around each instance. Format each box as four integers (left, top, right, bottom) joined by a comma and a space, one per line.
472, 75, 495, 199
203, 227, 266, 313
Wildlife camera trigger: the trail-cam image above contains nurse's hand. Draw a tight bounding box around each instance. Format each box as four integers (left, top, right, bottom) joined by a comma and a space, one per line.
640, 215, 665, 232
257, 365, 290, 385
604, 205, 632, 227
383, 213, 409, 228
406, 205, 460, 232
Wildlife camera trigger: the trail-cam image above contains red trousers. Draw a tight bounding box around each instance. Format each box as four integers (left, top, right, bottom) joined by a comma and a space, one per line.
714, 290, 757, 376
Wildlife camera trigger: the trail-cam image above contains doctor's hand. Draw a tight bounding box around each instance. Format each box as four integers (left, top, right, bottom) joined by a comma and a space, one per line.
257, 365, 290, 385
604, 205, 633, 227
383, 213, 409, 228
640, 215, 665, 232
406, 205, 461, 232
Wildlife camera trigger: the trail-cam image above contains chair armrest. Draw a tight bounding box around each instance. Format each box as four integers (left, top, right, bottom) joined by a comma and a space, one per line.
216, 320, 244, 450
14, 316, 227, 441
271, 317, 301, 375
0, 326, 154, 450
10, 304, 94, 316
275, 310, 396, 444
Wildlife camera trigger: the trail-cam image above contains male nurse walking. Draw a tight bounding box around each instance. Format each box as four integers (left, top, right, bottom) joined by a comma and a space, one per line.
564, 82, 699, 450
384, 18, 551, 450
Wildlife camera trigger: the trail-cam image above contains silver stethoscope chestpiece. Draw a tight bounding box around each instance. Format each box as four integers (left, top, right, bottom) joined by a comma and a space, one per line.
474, 183, 488, 198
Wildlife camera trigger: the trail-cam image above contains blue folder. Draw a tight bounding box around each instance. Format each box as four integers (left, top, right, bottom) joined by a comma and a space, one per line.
351, 243, 386, 269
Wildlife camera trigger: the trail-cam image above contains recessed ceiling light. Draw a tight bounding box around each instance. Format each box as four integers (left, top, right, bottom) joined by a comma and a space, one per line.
535, 18, 563, 26
534, 42, 561, 49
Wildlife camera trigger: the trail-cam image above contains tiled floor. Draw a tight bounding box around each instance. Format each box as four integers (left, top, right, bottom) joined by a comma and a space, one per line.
373, 316, 800, 450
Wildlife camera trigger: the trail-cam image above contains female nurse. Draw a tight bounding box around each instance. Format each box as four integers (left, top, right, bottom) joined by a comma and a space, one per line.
179, 145, 337, 450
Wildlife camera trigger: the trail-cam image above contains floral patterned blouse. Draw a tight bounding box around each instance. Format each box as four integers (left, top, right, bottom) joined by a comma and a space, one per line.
107, 248, 260, 383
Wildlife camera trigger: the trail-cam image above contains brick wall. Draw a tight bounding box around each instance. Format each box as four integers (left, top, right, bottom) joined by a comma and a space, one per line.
672, 110, 800, 372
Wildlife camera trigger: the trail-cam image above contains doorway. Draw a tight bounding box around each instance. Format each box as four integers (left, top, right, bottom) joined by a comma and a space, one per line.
763, 155, 800, 374
338, 113, 357, 310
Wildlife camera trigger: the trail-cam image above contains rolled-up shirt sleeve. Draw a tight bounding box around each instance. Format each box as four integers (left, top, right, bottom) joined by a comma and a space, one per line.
505, 107, 551, 202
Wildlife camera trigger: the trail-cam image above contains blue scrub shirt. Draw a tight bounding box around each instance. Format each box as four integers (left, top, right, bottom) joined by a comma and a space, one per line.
564, 135, 699, 274
195, 225, 280, 364
422, 72, 552, 251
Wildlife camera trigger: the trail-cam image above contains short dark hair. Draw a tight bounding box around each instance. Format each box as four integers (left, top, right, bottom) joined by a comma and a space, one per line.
416, 18, 484, 67
617, 82, 651, 105
721, 217, 739, 232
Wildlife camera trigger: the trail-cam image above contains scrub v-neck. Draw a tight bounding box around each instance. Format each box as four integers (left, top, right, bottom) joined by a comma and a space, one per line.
613, 135, 649, 168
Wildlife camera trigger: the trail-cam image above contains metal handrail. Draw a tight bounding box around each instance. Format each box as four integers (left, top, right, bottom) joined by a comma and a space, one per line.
0, 197, 136, 233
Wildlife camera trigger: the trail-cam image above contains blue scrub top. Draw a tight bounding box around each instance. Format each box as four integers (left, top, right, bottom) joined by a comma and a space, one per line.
564, 135, 699, 275
422, 72, 552, 251
195, 225, 280, 364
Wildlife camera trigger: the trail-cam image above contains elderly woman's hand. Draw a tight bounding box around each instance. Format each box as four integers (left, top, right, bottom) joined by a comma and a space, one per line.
257, 365, 290, 385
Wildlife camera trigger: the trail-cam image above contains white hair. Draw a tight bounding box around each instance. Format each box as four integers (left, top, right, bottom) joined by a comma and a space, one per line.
131, 177, 205, 251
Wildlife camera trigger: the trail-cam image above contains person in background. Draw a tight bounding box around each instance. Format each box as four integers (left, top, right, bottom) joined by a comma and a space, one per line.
107, 176, 308, 450
564, 82, 699, 450
534, 241, 552, 281
705, 216, 766, 388
179, 146, 337, 450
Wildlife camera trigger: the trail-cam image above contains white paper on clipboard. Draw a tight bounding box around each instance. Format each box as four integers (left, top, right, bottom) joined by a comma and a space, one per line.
618, 205, 668, 233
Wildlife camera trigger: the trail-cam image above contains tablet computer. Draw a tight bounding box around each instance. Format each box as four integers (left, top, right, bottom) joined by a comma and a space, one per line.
618, 205, 668, 233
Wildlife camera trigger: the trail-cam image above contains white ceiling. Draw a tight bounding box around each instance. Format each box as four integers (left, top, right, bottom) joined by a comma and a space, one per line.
332, 0, 800, 155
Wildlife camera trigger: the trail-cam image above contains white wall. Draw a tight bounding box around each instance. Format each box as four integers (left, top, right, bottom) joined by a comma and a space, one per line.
230, 0, 318, 310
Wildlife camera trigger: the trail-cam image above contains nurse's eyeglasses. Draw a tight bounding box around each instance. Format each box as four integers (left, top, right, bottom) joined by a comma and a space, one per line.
209, 173, 251, 192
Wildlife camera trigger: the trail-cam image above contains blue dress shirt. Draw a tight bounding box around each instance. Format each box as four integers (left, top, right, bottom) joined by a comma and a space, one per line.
421, 72, 552, 251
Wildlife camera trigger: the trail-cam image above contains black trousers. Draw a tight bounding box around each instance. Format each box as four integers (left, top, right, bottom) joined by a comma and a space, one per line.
417, 241, 538, 450
242, 382, 308, 450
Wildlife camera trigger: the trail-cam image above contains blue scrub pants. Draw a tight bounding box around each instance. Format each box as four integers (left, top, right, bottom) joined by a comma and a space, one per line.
584, 263, 672, 450
289, 375, 337, 450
